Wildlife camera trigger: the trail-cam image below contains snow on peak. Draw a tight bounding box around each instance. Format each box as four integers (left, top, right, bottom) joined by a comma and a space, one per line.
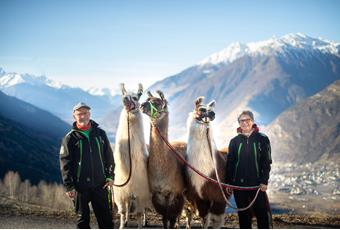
86, 86, 120, 97
199, 33, 340, 66
200, 42, 248, 66
0, 73, 25, 88
0, 68, 5, 77
0, 70, 65, 89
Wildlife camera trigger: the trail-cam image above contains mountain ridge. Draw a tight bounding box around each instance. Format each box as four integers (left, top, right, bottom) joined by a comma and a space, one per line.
265, 80, 340, 163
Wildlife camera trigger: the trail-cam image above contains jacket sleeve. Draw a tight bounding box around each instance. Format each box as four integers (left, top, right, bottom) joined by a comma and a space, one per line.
101, 130, 115, 180
225, 138, 236, 184
259, 135, 272, 185
59, 135, 75, 192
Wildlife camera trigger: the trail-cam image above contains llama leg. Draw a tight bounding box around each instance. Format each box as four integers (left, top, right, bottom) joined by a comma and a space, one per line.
162, 216, 169, 229
136, 212, 143, 229
135, 196, 144, 228
196, 199, 210, 228
119, 212, 125, 229
185, 209, 192, 229
124, 201, 130, 227
116, 201, 126, 229
202, 213, 210, 229
210, 201, 226, 228
210, 213, 225, 229
143, 208, 148, 227
169, 217, 178, 229
176, 216, 181, 228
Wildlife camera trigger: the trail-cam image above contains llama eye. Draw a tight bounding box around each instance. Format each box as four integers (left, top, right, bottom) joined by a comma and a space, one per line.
199, 108, 207, 113
132, 97, 138, 100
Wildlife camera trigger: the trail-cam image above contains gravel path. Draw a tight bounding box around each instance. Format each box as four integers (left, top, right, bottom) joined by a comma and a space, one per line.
0, 215, 76, 229
0, 214, 337, 229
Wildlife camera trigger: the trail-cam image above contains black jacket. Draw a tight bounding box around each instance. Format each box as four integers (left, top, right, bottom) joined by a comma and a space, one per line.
59, 120, 114, 191
225, 130, 272, 186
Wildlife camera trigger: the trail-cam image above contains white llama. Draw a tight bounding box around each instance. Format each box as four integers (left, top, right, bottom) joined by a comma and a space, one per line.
185, 97, 229, 228
113, 83, 151, 228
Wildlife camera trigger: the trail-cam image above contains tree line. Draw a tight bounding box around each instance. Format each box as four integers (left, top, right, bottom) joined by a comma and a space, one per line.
0, 171, 73, 210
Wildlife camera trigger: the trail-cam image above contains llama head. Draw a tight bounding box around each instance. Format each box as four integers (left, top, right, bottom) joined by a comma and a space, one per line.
120, 83, 143, 112
140, 90, 168, 121
193, 96, 216, 123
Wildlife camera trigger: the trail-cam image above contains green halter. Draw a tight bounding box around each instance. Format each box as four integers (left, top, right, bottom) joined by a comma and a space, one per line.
148, 101, 164, 119
149, 101, 160, 119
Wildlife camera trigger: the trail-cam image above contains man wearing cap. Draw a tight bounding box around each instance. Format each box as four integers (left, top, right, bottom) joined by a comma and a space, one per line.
225, 110, 272, 228
60, 102, 114, 228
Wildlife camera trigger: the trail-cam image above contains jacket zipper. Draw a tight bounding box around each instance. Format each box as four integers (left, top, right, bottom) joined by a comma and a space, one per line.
76, 139, 83, 182
246, 137, 249, 183
234, 143, 243, 181
87, 136, 94, 186
95, 137, 105, 176
253, 142, 259, 178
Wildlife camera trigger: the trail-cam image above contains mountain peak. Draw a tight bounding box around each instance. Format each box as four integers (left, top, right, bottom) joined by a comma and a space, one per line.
0, 69, 65, 89
85, 86, 120, 97
0, 67, 5, 77
199, 33, 340, 66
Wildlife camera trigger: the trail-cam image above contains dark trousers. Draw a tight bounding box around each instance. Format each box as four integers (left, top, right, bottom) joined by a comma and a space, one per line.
234, 190, 271, 229
75, 186, 113, 229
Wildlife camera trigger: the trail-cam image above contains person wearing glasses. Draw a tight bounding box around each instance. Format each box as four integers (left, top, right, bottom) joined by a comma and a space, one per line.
225, 110, 272, 228
59, 102, 114, 228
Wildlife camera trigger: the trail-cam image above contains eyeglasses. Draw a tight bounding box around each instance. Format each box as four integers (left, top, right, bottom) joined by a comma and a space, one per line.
239, 118, 252, 123
74, 112, 89, 117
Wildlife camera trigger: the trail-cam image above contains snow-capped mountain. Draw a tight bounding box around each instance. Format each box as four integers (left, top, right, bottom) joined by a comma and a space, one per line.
0, 71, 65, 89
85, 86, 121, 107
0, 67, 6, 77
0, 69, 120, 124
86, 86, 120, 97
145, 33, 340, 150
199, 33, 340, 66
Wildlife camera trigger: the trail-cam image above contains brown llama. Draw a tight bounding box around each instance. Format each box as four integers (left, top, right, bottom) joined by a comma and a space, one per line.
140, 90, 185, 228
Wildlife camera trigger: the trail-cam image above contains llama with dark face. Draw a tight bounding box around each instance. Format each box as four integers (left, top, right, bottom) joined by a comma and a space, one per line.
140, 90, 185, 229
113, 83, 151, 228
185, 97, 230, 228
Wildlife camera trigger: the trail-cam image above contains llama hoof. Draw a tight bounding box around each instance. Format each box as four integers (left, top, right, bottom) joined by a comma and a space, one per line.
143, 220, 148, 227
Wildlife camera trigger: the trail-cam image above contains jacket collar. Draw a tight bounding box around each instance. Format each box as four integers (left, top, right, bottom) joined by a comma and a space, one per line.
237, 123, 259, 137
72, 120, 98, 130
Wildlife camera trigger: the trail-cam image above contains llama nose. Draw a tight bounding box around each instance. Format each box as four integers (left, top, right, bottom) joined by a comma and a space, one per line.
140, 103, 147, 112
123, 97, 130, 104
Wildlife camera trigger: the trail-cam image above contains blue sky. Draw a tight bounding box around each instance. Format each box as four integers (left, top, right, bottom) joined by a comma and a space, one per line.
1, 0, 339, 89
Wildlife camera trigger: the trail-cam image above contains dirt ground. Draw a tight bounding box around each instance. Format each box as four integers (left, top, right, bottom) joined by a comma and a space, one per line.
0, 196, 339, 229
0, 210, 339, 229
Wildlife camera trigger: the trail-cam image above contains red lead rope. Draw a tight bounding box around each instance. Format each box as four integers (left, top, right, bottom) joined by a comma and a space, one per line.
154, 125, 259, 191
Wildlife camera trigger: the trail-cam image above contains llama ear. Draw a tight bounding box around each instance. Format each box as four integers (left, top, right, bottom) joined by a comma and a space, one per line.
195, 96, 204, 108
120, 83, 127, 96
208, 100, 216, 109
156, 90, 165, 101
137, 83, 143, 99
147, 91, 154, 98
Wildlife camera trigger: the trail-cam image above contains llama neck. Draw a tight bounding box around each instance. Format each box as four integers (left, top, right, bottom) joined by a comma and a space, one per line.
188, 116, 216, 152
117, 109, 144, 142
149, 113, 169, 152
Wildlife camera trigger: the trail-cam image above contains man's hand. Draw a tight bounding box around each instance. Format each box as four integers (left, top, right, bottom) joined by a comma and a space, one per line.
226, 187, 233, 195
66, 190, 76, 200
260, 183, 268, 192
103, 178, 114, 189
